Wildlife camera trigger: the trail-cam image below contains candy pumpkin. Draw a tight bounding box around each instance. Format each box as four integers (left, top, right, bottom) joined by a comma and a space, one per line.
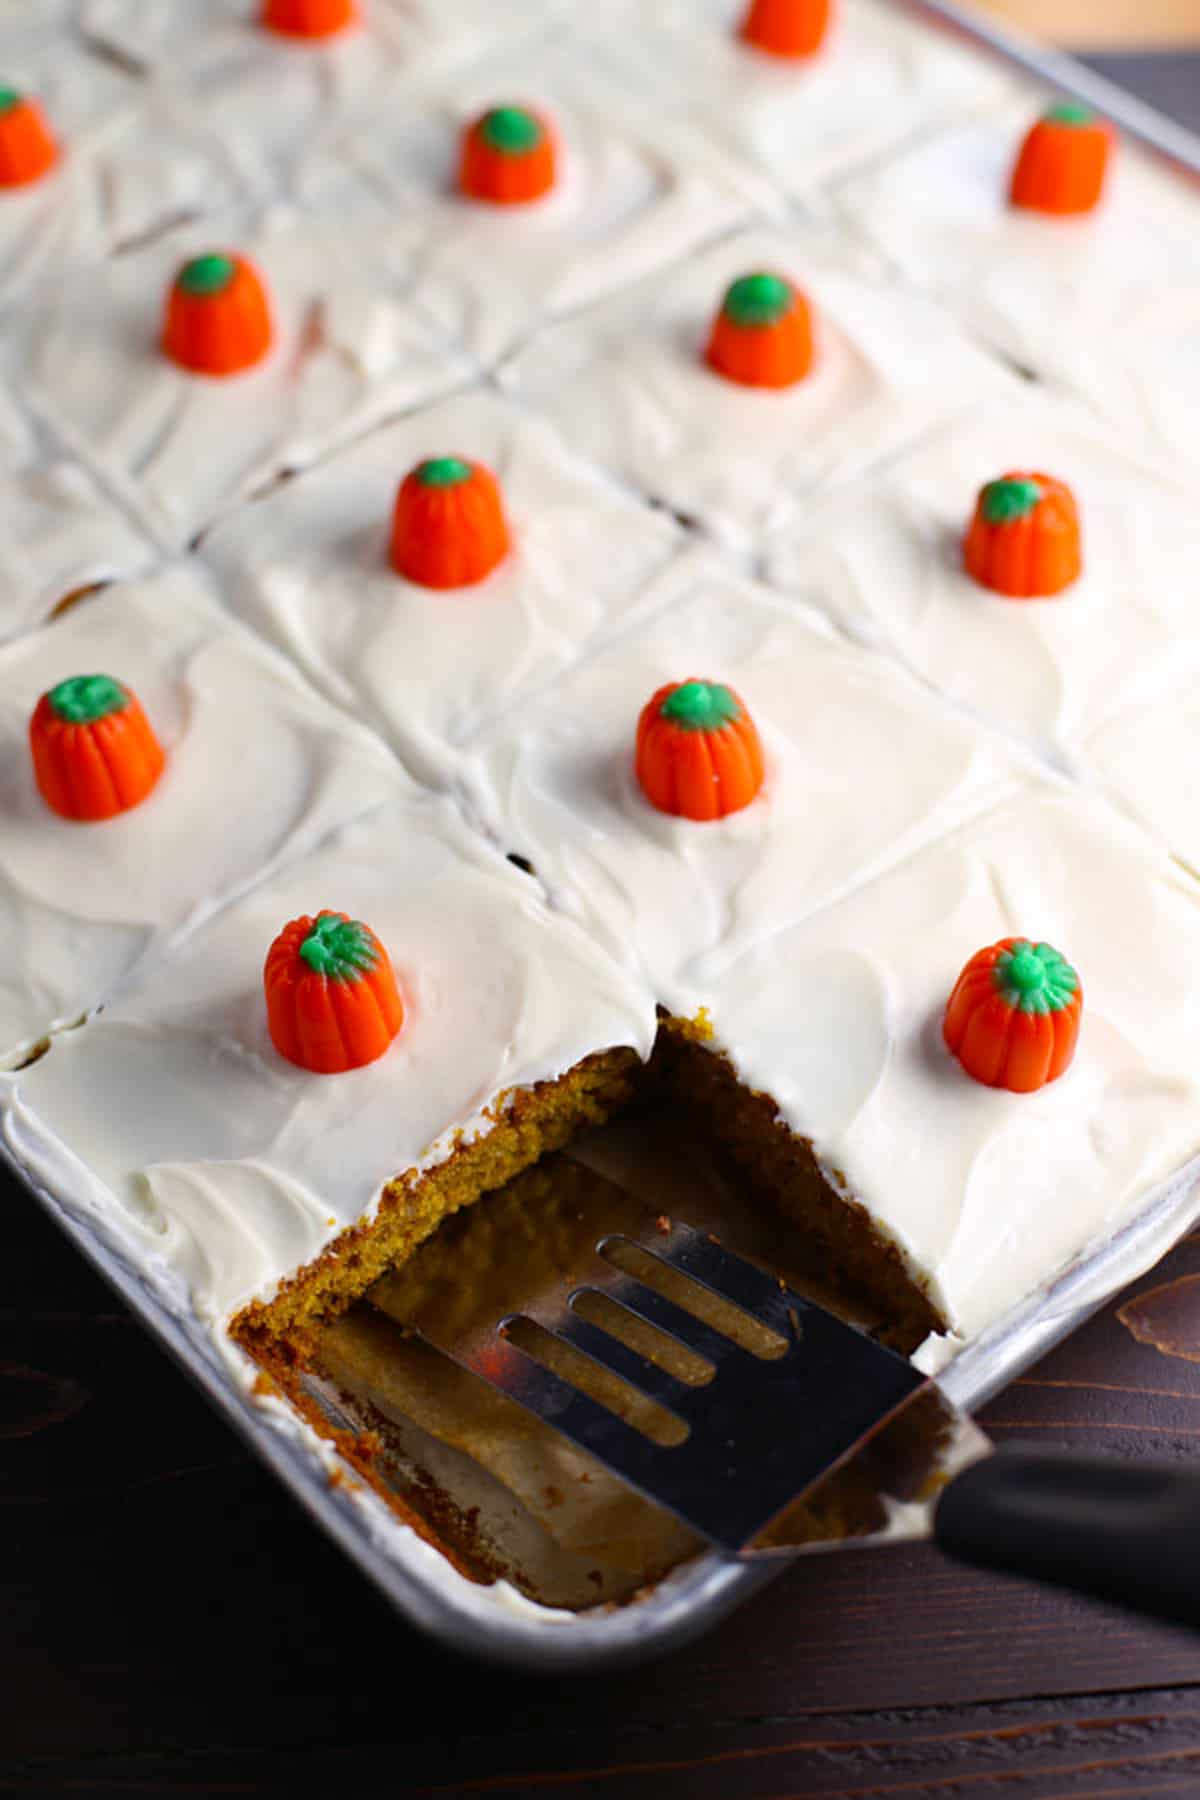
963, 471, 1081, 599
261, 0, 357, 37
944, 937, 1082, 1093
0, 88, 58, 188
29, 674, 166, 822
706, 272, 814, 390
1010, 102, 1113, 217
162, 252, 274, 377
459, 106, 557, 205
740, 0, 832, 58
390, 456, 511, 589
636, 679, 764, 822
264, 911, 404, 1075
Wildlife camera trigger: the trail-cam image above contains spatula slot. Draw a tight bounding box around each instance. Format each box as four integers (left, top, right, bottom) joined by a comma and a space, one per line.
500, 1315, 690, 1448
599, 1236, 789, 1361
571, 1290, 716, 1388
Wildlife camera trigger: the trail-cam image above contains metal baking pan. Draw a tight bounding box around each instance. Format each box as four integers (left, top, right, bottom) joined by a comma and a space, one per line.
7, 0, 1200, 1673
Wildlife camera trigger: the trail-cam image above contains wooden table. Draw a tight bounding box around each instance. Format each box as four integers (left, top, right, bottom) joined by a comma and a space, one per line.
7, 46, 1200, 1800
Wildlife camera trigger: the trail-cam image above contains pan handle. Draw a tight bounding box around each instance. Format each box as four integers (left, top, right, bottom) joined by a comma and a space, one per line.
936, 1447, 1200, 1632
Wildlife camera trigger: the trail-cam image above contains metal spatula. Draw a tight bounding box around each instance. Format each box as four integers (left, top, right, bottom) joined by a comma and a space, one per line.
411, 1208, 1200, 1632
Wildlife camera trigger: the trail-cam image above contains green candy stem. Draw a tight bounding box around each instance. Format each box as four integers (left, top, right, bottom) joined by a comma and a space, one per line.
177, 253, 237, 297
299, 914, 379, 982
416, 456, 474, 488
981, 476, 1042, 524
0, 87, 23, 115
722, 272, 794, 329
1045, 100, 1096, 127
48, 674, 129, 724
994, 940, 1079, 1015
660, 680, 741, 733
480, 107, 543, 155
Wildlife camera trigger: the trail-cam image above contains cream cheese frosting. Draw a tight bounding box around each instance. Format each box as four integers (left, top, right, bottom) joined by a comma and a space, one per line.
763, 388, 1200, 765
574, 0, 1019, 206
0, 42, 262, 325
1078, 679, 1200, 885
0, 565, 406, 1068
82, 0, 570, 84
499, 224, 1008, 553
200, 388, 683, 787
0, 790, 658, 1327
692, 783, 1200, 1342
458, 549, 1030, 1001
0, 459, 153, 645
22, 207, 470, 552
834, 98, 1200, 421
293, 36, 757, 370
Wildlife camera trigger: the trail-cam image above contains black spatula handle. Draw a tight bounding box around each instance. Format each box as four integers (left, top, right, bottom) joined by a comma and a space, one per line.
936, 1448, 1200, 1632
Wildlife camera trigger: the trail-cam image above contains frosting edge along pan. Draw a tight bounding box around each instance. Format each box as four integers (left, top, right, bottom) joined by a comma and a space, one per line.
8, 1, 1200, 1672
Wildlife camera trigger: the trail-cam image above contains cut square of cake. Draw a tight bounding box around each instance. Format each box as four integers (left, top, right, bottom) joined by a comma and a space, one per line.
573, 0, 1019, 207
835, 96, 1200, 440
654, 782, 1200, 1353
22, 208, 470, 552
499, 225, 1008, 553
292, 38, 757, 370
200, 388, 684, 787
459, 549, 1030, 1000
0, 564, 404, 1069
0, 789, 657, 1339
762, 387, 1200, 764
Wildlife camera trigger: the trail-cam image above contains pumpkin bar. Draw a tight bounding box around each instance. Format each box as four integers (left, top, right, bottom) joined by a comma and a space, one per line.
21, 209, 468, 550
200, 388, 682, 787
763, 386, 1200, 764
0, 564, 403, 1068
834, 96, 1200, 469
459, 549, 1029, 999
499, 224, 1007, 553
655, 781, 1200, 1354
1, 790, 656, 1341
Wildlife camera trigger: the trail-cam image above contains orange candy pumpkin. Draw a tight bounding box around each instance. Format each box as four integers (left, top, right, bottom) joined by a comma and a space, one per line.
264, 911, 404, 1075
390, 456, 511, 589
706, 272, 814, 390
29, 674, 166, 822
944, 937, 1082, 1094
0, 89, 58, 188
963, 472, 1082, 600
261, 0, 358, 36
459, 106, 557, 205
636, 679, 765, 822
1010, 102, 1113, 217
162, 252, 274, 378
740, 0, 832, 58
